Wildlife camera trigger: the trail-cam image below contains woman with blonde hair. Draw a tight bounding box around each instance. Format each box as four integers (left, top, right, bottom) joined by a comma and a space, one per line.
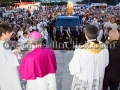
109, 16, 118, 30
104, 16, 118, 31
104, 16, 118, 41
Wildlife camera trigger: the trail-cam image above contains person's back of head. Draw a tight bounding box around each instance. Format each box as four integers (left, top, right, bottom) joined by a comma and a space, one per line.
85, 25, 98, 40
109, 30, 119, 42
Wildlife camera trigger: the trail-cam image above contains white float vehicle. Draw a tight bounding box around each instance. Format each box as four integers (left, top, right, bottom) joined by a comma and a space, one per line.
90, 3, 107, 9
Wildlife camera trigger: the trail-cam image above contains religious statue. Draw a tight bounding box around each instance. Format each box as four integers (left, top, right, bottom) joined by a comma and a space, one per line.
67, 0, 73, 16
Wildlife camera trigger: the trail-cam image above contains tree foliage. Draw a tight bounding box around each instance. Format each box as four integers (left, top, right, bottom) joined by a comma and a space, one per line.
76, 1, 87, 4
0, 0, 13, 3
80, 0, 118, 5
76, 0, 88, 4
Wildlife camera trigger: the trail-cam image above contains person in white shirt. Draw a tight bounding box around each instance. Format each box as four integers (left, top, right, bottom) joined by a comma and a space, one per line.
92, 18, 99, 28
43, 27, 48, 43
104, 16, 118, 33
41, 27, 48, 44
31, 24, 36, 31
42, 18, 47, 27
17, 27, 23, 38
80, 10, 85, 16
39, 22, 43, 33
82, 17, 86, 25
18, 32, 29, 50
29, 23, 36, 32
29, 24, 33, 32
0, 24, 22, 90
36, 21, 40, 32
97, 27, 104, 41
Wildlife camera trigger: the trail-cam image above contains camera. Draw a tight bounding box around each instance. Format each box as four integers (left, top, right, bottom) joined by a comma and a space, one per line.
105, 34, 109, 41
117, 20, 120, 24
107, 27, 112, 32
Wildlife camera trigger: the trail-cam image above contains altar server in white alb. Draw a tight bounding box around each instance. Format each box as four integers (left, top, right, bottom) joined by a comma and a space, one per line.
0, 24, 22, 90
69, 25, 109, 90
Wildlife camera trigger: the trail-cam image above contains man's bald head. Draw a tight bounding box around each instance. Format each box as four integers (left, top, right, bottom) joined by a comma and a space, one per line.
109, 30, 119, 41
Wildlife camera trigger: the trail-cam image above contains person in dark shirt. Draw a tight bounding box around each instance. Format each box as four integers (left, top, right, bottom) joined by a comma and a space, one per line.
10, 33, 18, 50
80, 27, 87, 45
51, 26, 57, 41
103, 30, 120, 90
56, 26, 65, 50
73, 26, 81, 45
51, 26, 57, 50
10, 33, 18, 42
64, 26, 73, 49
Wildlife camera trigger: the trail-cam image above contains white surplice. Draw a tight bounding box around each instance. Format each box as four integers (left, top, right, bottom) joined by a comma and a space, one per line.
26, 74, 57, 90
0, 41, 22, 90
69, 42, 109, 90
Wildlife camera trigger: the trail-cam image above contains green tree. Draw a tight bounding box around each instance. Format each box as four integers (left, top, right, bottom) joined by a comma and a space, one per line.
81, 0, 116, 5
106, 0, 115, 5
0, 0, 13, 3
76, 0, 88, 4
99, 0, 105, 3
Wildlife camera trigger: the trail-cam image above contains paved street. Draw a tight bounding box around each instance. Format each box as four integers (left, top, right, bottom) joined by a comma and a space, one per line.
55, 50, 73, 90
21, 50, 74, 90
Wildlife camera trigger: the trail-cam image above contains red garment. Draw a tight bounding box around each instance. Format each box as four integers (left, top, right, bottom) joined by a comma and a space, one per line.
19, 47, 57, 80
85, 13, 89, 18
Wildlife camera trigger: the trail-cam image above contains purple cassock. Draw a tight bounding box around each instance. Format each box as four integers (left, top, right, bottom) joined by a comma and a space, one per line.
19, 47, 57, 80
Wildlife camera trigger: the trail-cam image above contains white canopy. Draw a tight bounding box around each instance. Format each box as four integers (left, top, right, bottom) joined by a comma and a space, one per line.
90, 3, 107, 7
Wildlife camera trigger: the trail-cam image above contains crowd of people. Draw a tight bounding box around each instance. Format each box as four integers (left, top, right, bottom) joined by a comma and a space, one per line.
0, 5, 120, 50
0, 4, 120, 90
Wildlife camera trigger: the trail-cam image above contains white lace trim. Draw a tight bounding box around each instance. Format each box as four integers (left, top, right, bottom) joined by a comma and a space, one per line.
71, 75, 102, 90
